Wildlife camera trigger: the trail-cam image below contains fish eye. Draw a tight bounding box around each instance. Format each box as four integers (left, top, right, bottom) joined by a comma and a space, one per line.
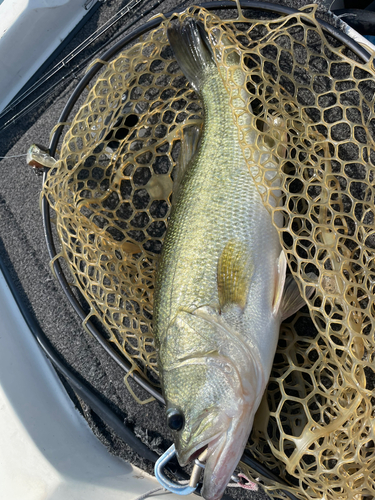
166, 409, 184, 431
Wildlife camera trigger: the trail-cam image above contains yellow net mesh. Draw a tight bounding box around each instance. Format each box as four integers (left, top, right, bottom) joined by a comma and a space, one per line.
43, 4, 375, 499
44, 25, 204, 386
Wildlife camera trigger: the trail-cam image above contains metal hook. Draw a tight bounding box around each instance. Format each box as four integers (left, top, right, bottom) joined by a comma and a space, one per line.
154, 444, 208, 495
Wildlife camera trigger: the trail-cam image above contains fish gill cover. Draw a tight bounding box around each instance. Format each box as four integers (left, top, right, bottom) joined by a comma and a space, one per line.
43, 4, 375, 500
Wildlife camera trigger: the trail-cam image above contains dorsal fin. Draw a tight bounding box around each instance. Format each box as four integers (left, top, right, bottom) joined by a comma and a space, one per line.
173, 124, 202, 203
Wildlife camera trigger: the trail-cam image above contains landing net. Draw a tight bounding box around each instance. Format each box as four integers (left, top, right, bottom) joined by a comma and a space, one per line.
43, 5, 375, 499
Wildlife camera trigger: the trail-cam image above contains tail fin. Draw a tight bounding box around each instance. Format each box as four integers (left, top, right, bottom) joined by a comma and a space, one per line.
167, 19, 215, 92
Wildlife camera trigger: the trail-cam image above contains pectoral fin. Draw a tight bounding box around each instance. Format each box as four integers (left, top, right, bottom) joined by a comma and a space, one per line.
217, 240, 253, 312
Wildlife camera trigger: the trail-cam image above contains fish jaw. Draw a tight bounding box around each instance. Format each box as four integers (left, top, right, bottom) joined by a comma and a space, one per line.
201, 403, 256, 500
167, 350, 260, 500
159, 312, 267, 500
176, 398, 257, 500
174, 399, 256, 500
175, 409, 230, 467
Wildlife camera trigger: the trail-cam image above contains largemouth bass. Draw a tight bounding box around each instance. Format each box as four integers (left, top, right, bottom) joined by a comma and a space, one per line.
154, 19, 305, 500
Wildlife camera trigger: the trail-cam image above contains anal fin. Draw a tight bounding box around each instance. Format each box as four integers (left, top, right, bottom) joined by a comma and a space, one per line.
217, 240, 253, 312
278, 275, 308, 321
272, 251, 287, 316
273, 250, 314, 320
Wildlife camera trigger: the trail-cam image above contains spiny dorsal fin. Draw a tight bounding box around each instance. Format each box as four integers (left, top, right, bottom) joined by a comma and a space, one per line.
173, 124, 202, 203
217, 240, 253, 312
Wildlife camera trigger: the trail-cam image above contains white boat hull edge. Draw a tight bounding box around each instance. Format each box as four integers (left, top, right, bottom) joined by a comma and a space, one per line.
0, 268, 194, 500
0, 0, 91, 113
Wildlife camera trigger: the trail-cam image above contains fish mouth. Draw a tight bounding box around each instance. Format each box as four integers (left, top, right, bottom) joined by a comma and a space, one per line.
200, 433, 239, 500
178, 431, 223, 467
188, 444, 208, 462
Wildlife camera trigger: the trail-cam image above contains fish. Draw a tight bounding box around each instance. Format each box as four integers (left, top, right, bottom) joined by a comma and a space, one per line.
153, 18, 306, 500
